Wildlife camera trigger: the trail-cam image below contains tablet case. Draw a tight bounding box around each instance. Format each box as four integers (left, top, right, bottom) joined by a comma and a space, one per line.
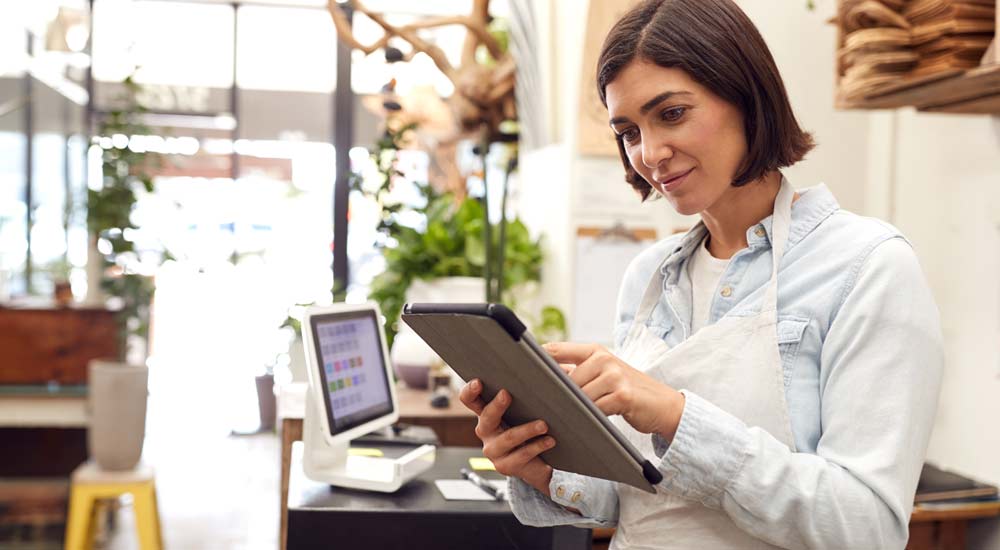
401, 303, 662, 493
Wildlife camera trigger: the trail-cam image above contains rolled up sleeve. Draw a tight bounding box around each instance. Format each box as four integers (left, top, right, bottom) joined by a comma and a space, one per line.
508, 470, 619, 528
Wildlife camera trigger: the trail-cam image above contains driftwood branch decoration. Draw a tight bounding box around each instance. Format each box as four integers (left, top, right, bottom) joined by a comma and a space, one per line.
327, 0, 517, 141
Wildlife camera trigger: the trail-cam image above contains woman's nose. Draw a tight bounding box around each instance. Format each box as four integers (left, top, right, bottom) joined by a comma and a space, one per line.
641, 135, 673, 170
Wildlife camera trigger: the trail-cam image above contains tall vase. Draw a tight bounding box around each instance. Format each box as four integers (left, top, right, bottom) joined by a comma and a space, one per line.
88, 359, 149, 471
390, 277, 486, 389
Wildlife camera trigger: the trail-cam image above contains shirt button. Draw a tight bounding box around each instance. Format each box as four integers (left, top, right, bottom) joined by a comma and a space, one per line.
755, 227, 766, 238
570, 491, 582, 503
720, 286, 733, 297
556, 486, 565, 498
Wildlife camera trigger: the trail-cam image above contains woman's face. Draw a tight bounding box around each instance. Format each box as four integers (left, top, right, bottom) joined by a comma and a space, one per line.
605, 58, 748, 216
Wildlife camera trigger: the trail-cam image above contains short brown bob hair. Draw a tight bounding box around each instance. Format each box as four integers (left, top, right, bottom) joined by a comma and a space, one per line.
597, 0, 815, 201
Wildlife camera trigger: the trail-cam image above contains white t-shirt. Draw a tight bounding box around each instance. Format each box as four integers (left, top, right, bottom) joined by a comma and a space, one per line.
687, 235, 731, 334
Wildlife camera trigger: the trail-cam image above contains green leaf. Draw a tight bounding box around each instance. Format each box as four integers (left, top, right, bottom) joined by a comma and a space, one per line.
423, 221, 452, 256
465, 231, 486, 267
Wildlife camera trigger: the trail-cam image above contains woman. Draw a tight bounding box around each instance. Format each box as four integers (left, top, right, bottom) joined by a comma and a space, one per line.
459, 0, 943, 548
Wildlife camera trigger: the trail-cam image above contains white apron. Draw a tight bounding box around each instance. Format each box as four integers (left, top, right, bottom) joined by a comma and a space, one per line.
610, 180, 797, 550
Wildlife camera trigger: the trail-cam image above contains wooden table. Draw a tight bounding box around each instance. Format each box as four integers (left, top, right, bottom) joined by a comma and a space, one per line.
908, 501, 1000, 549
278, 382, 478, 550
0, 305, 118, 385
0, 304, 115, 477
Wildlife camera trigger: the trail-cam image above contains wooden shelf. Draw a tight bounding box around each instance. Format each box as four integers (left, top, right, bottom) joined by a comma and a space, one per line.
840, 61, 1000, 113
835, 3, 1000, 114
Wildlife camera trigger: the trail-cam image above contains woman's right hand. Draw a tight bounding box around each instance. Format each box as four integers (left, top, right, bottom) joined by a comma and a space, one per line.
458, 378, 557, 496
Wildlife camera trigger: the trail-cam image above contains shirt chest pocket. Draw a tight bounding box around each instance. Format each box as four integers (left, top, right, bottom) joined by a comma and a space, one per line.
777, 317, 809, 386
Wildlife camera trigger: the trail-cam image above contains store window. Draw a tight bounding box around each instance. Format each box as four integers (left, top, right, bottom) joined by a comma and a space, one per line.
236, 5, 336, 93
0, 131, 27, 297
92, 0, 234, 89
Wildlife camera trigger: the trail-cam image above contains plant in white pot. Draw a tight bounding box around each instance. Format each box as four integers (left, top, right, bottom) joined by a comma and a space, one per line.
357, 125, 566, 390
85, 76, 162, 471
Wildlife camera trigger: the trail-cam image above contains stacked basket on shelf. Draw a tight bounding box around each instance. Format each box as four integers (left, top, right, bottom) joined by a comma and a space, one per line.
836, 0, 996, 107
838, 0, 917, 102
908, 0, 996, 75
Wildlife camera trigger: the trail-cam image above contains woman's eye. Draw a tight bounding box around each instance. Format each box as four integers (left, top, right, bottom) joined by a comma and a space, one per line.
662, 107, 687, 122
620, 128, 640, 143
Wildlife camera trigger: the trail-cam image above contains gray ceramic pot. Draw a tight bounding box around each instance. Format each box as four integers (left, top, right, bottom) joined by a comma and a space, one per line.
88, 359, 149, 471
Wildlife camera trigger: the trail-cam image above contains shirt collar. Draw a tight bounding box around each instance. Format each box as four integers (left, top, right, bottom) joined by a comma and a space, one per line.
658, 180, 840, 276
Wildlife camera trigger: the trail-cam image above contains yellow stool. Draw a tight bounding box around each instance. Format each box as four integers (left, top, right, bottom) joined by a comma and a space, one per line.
65, 461, 162, 550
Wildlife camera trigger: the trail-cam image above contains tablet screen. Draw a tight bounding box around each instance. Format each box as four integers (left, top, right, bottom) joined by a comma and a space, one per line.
309, 310, 393, 435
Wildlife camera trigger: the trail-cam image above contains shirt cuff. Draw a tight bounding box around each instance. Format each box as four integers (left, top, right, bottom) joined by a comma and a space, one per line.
548, 469, 607, 520
507, 475, 587, 527
656, 390, 751, 509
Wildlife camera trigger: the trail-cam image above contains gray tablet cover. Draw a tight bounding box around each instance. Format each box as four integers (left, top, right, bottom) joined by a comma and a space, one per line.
401, 306, 659, 493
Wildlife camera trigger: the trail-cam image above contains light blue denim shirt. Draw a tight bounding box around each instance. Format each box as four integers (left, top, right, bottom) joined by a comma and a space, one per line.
508, 183, 943, 549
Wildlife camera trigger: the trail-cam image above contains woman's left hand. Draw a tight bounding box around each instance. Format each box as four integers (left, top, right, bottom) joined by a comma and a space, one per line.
544, 342, 686, 441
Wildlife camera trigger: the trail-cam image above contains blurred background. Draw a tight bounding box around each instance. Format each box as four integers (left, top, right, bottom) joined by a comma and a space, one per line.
1, 0, 999, 548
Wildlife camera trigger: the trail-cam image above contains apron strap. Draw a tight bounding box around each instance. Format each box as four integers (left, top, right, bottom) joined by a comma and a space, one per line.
634, 262, 669, 324
760, 177, 795, 313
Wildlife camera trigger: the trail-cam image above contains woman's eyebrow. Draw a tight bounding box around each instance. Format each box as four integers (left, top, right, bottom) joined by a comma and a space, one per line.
639, 90, 692, 115
609, 90, 693, 126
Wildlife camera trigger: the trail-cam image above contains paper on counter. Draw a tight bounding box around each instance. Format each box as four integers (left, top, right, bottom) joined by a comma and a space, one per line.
434, 479, 508, 501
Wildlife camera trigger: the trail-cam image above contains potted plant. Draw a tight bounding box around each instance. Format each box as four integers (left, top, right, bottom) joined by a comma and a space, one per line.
85, 76, 162, 471
355, 124, 566, 389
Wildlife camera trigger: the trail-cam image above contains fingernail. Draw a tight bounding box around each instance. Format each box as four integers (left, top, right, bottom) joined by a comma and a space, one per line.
471, 380, 480, 391
499, 390, 508, 404
544, 437, 555, 448
535, 421, 547, 432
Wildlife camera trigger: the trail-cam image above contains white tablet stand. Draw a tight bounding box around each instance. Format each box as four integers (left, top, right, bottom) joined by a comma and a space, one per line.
301, 303, 435, 493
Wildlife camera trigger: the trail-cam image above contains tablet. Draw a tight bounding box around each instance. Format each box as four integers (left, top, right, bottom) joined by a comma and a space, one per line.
401, 303, 662, 493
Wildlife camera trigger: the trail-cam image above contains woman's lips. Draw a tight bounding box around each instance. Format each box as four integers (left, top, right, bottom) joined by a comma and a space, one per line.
661, 168, 694, 192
